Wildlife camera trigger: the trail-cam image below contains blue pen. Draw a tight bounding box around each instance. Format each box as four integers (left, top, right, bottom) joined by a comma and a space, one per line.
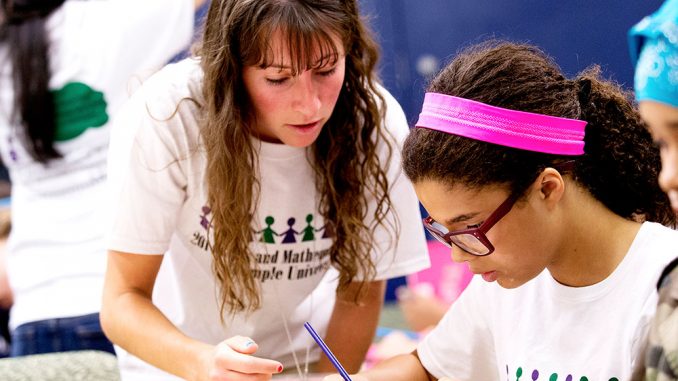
303, 321, 353, 381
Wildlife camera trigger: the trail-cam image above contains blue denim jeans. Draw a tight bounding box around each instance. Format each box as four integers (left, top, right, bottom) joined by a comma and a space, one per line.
9, 313, 115, 357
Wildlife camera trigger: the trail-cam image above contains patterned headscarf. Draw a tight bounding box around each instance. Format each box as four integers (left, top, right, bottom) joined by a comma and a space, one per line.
629, 0, 678, 108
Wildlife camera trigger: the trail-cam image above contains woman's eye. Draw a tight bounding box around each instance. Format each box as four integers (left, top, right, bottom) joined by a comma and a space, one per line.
466, 222, 482, 229
317, 67, 337, 77
265, 77, 288, 85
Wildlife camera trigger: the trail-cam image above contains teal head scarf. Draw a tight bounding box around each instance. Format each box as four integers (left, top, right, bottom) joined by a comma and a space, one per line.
629, 0, 678, 108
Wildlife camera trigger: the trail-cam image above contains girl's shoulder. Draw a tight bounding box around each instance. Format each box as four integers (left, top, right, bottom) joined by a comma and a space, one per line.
629, 222, 678, 271
639, 221, 678, 243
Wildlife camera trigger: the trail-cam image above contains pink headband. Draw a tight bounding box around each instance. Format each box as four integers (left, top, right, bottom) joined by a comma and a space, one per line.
415, 92, 587, 156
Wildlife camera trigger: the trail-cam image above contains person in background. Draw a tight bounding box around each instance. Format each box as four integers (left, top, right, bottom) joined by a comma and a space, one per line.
0, 205, 11, 357
100, 0, 429, 380
0, 0, 204, 356
629, 1, 678, 380
324, 40, 678, 381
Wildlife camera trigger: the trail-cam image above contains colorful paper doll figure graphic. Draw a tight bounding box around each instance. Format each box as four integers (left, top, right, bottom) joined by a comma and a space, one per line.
281, 217, 300, 243
200, 206, 211, 230
302, 214, 317, 242
257, 216, 280, 244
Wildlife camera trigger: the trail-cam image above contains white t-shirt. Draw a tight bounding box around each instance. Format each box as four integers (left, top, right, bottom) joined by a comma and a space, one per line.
417, 221, 678, 381
0, 0, 194, 329
107, 58, 430, 381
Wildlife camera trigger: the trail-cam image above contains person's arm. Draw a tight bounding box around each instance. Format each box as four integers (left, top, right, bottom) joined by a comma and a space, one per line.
316, 279, 385, 373
100, 250, 283, 381
0, 236, 12, 310
323, 351, 435, 381
397, 285, 450, 332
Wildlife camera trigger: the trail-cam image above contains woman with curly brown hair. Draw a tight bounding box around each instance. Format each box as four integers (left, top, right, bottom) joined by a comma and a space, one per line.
100, 1, 429, 380
323, 41, 678, 381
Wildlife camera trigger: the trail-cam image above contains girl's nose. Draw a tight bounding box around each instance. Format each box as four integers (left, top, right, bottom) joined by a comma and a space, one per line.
449, 244, 475, 263
658, 150, 678, 194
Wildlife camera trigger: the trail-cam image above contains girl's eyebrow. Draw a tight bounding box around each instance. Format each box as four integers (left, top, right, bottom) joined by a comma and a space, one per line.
667, 120, 678, 130
445, 212, 479, 226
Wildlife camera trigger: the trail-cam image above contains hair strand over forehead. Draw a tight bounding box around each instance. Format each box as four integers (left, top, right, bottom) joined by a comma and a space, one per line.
240, 3, 345, 75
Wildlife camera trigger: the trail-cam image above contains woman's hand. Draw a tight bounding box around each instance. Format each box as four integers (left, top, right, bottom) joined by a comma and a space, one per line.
199, 336, 284, 381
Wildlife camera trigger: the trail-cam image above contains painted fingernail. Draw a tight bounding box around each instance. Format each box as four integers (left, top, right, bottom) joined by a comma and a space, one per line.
277, 365, 283, 373
244, 340, 255, 347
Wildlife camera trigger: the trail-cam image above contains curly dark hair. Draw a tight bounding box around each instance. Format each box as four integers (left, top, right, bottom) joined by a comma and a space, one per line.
403, 41, 675, 227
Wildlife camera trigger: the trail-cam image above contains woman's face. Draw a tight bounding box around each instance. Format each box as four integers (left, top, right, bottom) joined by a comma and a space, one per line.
414, 180, 558, 289
241, 31, 346, 148
639, 100, 678, 214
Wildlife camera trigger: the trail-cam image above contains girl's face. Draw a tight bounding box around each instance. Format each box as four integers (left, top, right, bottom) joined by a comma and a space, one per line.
242, 31, 346, 148
414, 180, 558, 289
639, 100, 678, 214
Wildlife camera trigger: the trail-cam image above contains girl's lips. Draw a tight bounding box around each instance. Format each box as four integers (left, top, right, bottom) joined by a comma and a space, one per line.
481, 271, 498, 282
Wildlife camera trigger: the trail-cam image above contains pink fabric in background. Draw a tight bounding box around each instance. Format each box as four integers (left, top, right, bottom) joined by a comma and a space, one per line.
406, 240, 473, 304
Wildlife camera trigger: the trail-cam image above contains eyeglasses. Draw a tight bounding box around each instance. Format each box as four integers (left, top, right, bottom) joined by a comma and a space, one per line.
423, 193, 519, 256
422, 160, 576, 255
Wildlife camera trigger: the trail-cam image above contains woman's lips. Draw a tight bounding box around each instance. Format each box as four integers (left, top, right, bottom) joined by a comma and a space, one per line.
288, 120, 320, 133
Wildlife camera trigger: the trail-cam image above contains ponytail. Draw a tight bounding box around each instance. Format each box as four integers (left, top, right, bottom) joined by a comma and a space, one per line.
573, 67, 675, 226
2, 0, 65, 163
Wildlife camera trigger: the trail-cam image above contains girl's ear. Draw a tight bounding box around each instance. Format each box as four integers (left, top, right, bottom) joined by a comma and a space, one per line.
534, 167, 565, 209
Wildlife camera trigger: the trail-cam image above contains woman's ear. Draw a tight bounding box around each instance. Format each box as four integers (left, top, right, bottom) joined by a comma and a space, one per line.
534, 168, 565, 208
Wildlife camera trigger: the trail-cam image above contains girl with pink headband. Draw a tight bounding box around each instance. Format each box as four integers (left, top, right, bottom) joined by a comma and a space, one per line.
323, 41, 678, 381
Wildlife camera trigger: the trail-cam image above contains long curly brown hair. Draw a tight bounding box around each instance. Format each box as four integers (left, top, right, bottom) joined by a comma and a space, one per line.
403, 41, 675, 227
197, 0, 395, 316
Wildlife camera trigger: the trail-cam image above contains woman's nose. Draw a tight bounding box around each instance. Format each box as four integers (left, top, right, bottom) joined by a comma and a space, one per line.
291, 73, 321, 117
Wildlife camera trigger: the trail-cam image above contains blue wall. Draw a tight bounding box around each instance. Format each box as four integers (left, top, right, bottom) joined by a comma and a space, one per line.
361, 0, 664, 122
